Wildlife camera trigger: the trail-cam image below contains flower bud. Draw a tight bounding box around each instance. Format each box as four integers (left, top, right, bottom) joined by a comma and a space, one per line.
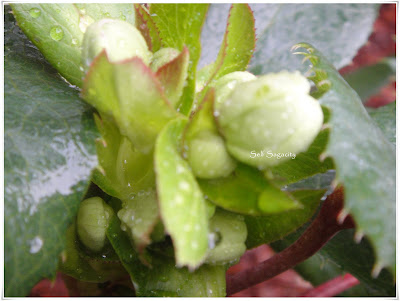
217, 71, 323, 168
187, 130, 236, 179
76, 197, 113, 252
212, 71, 256, 107
150, 47, 180, 72
81, 19, 151, 72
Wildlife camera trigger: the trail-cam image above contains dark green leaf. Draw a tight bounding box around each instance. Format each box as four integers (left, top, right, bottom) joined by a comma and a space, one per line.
150, 4, 209, 115
368, 102, 396, 146
272, 229, 395, 297
294, 43, 395, 275
245, 190, 325, 249
4, 10, 98, 296
155, 118, 209, 268
343, 58, 396, 102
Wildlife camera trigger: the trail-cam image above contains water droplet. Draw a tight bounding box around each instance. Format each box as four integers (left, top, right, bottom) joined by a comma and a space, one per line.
29, 8, 41, 18
179, 181, 190, 191
29, 236, 43, 253
71, 38, 78, 45
50, 26, 64, 41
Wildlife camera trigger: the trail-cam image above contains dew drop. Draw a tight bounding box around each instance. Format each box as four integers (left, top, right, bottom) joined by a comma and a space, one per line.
71, 38, 78, 45
50, 26, 64, 41
29, 8, 41, 18
29, 236, 43, 254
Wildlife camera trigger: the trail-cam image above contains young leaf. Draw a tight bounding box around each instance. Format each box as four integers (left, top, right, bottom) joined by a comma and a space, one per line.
156, 47, 190, 108
10, 4, 137, 87
198, 164, 301, 215
201, 4, 255, 88
4, 10, 98, 296
294, 43, 395, 275
150, 4, 209, 115
155, 118, 209, 268
82, 52, 178, 153
106, 206, 226, 296
245, 190, 325, 249
134, 4, 162, 52
267, 129, 334, 185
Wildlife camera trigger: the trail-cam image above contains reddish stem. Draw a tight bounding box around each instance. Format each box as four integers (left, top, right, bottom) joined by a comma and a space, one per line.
226, 187, 355, 296
300, 273, 360, 297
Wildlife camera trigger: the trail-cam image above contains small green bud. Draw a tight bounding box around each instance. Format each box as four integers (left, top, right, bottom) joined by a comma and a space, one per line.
82, 19, 151, 71
217, 71, 323, 168
205, 210, 247, 265
76, 197, 113, 252
212, 71, 256, 107
150, 47, 180, 72
187, 130, 236, 179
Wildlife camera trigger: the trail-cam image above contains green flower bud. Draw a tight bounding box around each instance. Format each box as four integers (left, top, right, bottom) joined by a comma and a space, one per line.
212, 71, 256, 108
217, 71, 323, 168
82, 19, 151, 72
205, 210, 247, 265
187, 130, 236, 179
77, 197, 113, 252
150, 47, 180, 72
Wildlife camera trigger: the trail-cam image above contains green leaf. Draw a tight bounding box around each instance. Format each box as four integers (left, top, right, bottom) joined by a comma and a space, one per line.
368, 102, 396, 146
199, 4, 378, 74
198, 164, 301, 216
294, 43, 395, 275
156, 47, 190, 108
343, 58, 396, 102
150, 4, 209, 115
205, 209, 247, 266
134, 4, 162, 52
267, 129, 334, 185
272, 229, 395, 297
245, 190, 325, 249
82, 52, 177, 153
207, 4, 255, 84
106, 208, 226, 296
155, 118, 209, 268
4, 10, 98, 296
10, 4, 136, 87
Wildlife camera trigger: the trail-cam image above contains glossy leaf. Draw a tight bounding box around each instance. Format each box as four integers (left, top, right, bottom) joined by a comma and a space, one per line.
343, 58, 396, 102
4, 10, 98, 296
155, 118, 209, 268
82, 52, 177, 153
198, 164, 301, 215
368, 102, 396, 146
294, 43, 395, 275
267, 129, 334, 185
245, 190, 325, 249
134, 4, 162, 52
11, 3, 136, 87
199, 4, 377, 75
150, 4, 209, 115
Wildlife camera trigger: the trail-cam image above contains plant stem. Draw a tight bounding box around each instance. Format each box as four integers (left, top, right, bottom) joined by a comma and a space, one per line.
299, 273, 360, 297
226, 187, 354, 296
